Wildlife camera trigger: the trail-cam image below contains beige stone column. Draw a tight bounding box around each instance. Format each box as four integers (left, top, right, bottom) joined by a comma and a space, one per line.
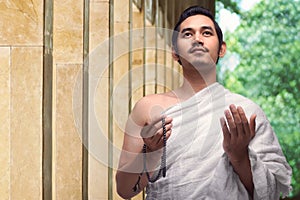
113, 0, 131, 199
53, 0, 84, 199
0, 47, 10, 200
131, 2, 145, 108
88, 1, 110, 199
0, 1, 43, 199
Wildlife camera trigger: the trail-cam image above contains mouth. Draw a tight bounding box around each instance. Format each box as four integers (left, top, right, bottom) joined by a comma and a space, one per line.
189, 47, 208, 53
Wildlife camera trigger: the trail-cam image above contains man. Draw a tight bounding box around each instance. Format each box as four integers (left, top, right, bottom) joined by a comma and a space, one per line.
116, 6, 292, 199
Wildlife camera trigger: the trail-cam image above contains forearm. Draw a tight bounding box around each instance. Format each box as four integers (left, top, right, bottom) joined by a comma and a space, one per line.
116, 170, 147, 199
230, 152, 254, 197
116, 149, 162, 198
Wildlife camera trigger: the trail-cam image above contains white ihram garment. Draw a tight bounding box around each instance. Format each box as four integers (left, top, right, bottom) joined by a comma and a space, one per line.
145, 83, 292, 200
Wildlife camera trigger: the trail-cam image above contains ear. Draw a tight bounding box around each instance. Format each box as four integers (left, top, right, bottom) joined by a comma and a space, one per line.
218, 42, 227, 58
171, 47, 180, 61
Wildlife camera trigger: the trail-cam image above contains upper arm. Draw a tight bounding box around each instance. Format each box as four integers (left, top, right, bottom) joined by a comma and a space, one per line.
118, 97, 150, 167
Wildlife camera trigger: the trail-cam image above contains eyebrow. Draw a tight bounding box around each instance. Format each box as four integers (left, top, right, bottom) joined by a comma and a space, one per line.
181, 26, 214, 33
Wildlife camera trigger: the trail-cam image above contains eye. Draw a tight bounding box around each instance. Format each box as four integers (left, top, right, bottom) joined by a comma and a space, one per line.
183, 32, 193, 38
203, 31, 213, 36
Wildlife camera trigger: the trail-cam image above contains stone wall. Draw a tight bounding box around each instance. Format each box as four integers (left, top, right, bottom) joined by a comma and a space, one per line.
0, 0, 213, 199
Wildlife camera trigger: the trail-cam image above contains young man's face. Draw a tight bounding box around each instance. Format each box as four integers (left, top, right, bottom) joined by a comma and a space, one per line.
174, 14, 226, 69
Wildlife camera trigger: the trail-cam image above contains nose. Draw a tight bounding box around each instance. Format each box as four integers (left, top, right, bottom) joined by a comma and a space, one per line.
194, 32, 204, 45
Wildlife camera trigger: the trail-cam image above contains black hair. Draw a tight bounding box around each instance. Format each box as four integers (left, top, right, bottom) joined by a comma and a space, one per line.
172, 6, 224, 64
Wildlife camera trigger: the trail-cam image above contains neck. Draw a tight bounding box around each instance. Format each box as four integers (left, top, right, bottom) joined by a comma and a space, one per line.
184, 62, 216, 86
173, 71, 216, 101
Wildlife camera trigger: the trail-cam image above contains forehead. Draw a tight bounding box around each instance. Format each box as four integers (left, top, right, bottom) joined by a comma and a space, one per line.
179, 15, 215, 31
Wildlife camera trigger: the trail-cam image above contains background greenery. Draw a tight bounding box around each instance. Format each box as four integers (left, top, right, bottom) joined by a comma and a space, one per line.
216, 0, 300, 197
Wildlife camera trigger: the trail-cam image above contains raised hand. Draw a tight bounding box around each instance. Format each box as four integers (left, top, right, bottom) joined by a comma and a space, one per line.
220, 104, 256, 163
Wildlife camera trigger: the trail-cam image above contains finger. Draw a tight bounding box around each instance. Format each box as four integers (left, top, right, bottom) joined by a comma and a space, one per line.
151, 127, 164, 145
150, 114, 167, 126
229, 104, 244, 136
164, 116, 173, 125
224, 109, 237, 139
237, 106, 251, 137
140, 116, 170, 139
143, 116, 173, 148
159, 129, 172, 142
158, 121, 173, 141
249, 114, 257, 139
166, 129, 172, 140
164, 123, 173, 133
154, 116, 172, 137
147, 127, 172, 150
159, 117, 172, 131
148, 114, 166, 129
144, 133, 161, 151
220, 117, 231, 144
153, 116, 173, 132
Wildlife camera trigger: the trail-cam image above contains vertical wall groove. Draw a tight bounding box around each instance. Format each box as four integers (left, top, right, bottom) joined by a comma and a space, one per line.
108, 0, 114, 199
129, 0, 133, 112
82, 0, 90, 199
154, 0, 158, 94
163, 0, 168, 92
42, 0, 53, 199
143, 0, 146, 96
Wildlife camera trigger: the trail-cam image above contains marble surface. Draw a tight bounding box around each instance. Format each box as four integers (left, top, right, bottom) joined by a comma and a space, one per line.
0, 0, 43, 45
55, 64, 83, 199
0, 1, 179, 199
0, 47, 10, 200
114, 0, 129, 23
10, 47, 43, 199
53, 0, 83, 63
90, 2, 109, 51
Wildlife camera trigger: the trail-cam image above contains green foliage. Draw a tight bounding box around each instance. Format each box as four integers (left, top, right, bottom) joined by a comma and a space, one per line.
218, 0, 241, 14
218, 0, 300, 196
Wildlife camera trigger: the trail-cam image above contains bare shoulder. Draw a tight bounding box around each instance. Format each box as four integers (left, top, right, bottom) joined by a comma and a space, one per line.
120, 92, 177, 154
131, 91, 177, 125
133, 91, 177, 112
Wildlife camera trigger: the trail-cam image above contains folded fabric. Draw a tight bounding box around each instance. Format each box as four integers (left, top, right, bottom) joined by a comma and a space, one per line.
145, 83, 292, 200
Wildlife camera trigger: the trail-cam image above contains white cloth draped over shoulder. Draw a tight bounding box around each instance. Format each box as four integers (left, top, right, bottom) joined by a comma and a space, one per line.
145, 83, 292, 200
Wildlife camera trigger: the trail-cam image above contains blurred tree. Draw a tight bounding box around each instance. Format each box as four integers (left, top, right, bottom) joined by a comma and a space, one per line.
217, 0, 300, 197
218, 0, 241, 14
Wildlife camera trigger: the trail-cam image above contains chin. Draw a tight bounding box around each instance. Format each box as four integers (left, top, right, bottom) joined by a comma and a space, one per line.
191, 60, 216, 73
